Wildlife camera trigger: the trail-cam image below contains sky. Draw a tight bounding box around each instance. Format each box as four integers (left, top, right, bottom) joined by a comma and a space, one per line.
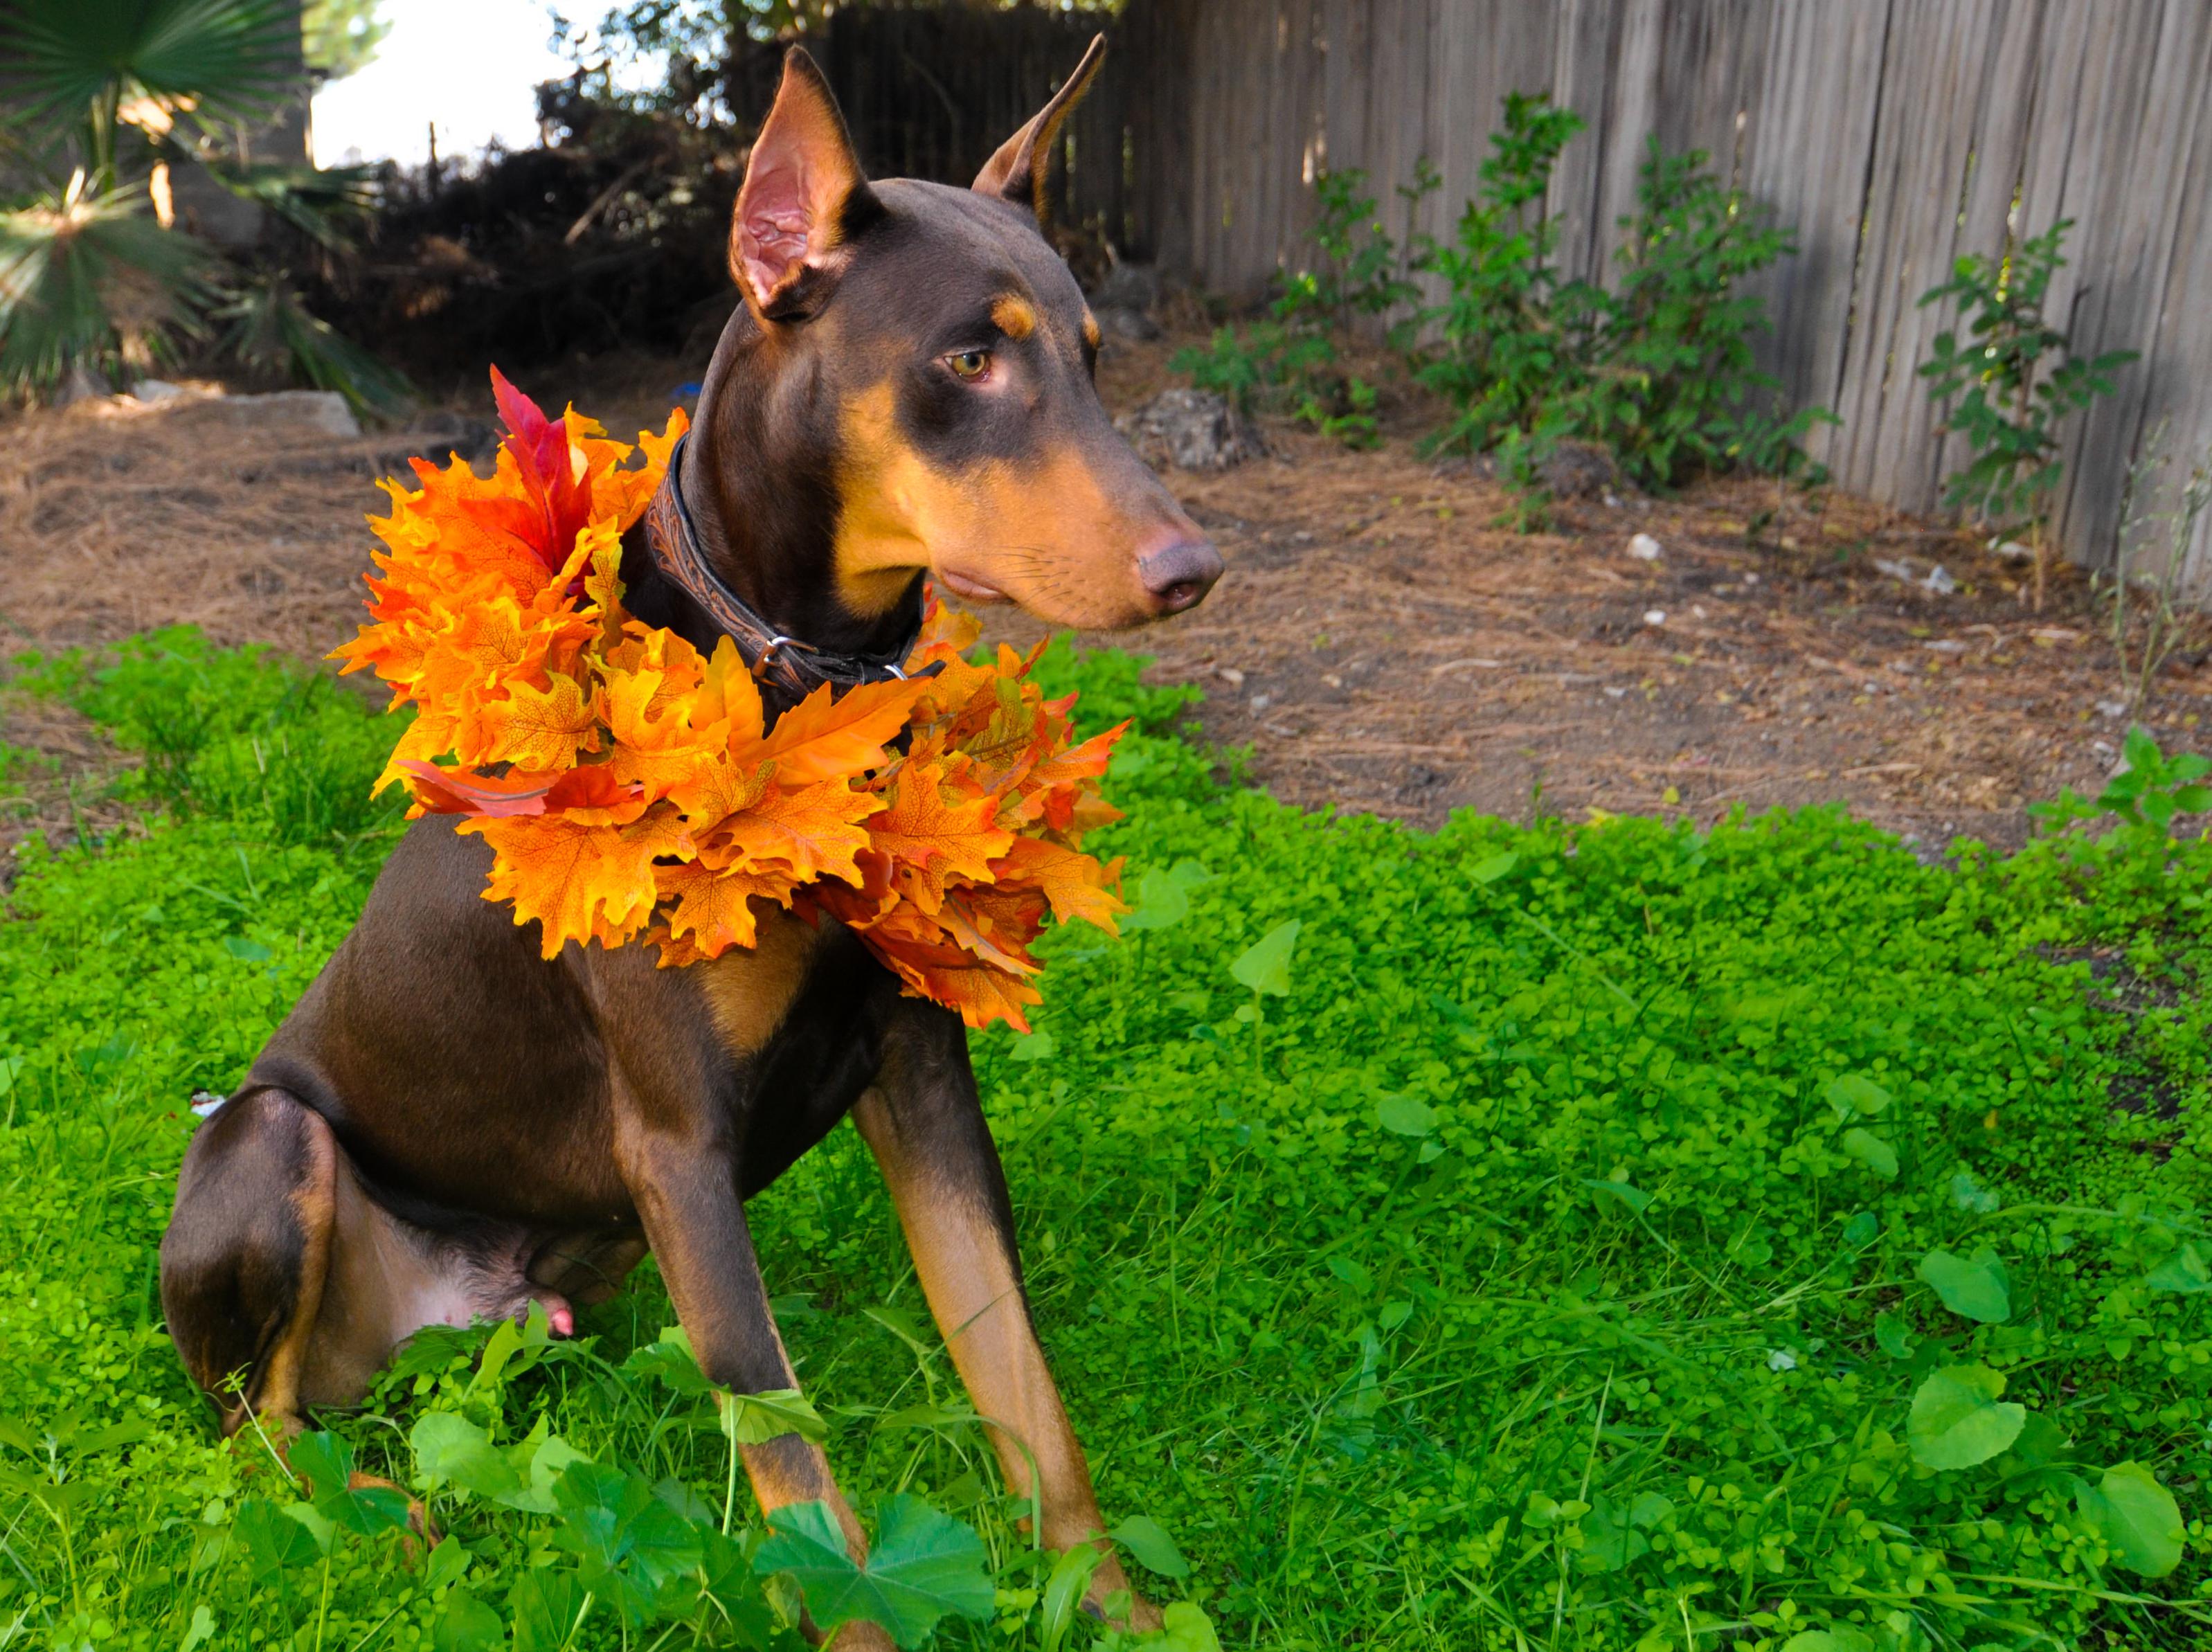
312, 0, 577, 168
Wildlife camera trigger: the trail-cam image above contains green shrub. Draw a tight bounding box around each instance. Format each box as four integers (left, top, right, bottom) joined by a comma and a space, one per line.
1412, 100, 1824, 501
1172, 168, 1423, 448
1409, 93, 1594, 461
1182, 96, 1832, 513
6, 631, 2212, 1649
1919, 218, 2138, 610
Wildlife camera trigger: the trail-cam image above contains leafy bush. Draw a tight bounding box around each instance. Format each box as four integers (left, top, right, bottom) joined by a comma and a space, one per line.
1918, 219, 2137, 611
1412, 99, 1821, 497
1173, 168, 1422, 447
1183, 96, 1831, 512
7, 631, 2212, 1648
1408, 94, 1593, 460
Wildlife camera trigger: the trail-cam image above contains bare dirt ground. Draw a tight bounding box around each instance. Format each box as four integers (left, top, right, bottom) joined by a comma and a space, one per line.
3, 332, 2206, 860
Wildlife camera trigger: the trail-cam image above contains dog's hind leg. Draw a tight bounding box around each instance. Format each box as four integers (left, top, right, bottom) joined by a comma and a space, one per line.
161, 1086, 341, 1440
160, 1086, 434, 1538
852, 1008, 1158, 1628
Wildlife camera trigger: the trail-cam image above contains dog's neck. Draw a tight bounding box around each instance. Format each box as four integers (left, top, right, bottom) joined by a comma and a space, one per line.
670, 314, 924, 662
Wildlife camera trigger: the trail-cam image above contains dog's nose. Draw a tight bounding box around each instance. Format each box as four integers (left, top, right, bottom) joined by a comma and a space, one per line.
1138, 537, 1223, 614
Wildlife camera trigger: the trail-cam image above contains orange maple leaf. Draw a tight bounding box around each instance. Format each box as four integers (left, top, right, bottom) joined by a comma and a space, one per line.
760, 676, 933, 785
990, 836, 1126, 933
468, 813, 658, 958
471, 671, 601, 771
708, 777, 881, 883
867, 766, 1014, 910
654, 860, 786, 957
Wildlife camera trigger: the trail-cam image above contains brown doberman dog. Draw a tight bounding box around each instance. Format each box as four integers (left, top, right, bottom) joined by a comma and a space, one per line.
159, 39, 1217, 1640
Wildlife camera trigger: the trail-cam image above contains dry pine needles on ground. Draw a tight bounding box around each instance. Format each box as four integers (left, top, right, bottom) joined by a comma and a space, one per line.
3, 335, 2207, 863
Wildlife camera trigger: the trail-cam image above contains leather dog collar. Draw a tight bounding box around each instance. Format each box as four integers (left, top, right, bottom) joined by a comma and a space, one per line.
643, 433, 924, 699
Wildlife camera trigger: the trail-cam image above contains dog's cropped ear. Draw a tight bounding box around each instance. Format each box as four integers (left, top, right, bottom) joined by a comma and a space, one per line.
730, 48, 878, 320
972, 34, 1106, 226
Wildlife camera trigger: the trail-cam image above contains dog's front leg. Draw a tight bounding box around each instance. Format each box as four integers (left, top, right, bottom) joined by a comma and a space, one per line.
852, 1008, 1159, 1628
614, 1113, 892, 1649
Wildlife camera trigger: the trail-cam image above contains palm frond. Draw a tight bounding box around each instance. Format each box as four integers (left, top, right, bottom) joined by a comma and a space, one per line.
0, 172, 217, 395
0, 0, 301, 149
204, 161, 380, 251
217, 271, 413, 418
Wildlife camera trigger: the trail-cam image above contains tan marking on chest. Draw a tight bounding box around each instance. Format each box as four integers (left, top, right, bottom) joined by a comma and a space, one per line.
695, 907, 822, 1057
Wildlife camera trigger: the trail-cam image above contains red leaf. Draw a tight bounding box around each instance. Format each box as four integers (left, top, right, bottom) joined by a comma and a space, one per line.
400, 760, 554, 817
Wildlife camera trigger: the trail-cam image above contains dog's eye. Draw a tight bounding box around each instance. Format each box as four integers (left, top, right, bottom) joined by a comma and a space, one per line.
945, 349, 991, 382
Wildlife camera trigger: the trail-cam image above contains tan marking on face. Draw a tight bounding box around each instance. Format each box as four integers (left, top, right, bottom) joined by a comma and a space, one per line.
991, 294, 1038, 341
1081, 309, 1101, 351
694, 907, 820, 1058
834, 381, 1178, 631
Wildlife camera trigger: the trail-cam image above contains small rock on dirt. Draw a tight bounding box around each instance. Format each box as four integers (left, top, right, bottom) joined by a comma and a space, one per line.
1536, 440, 1621, 501
163, 389, 362, 440
1627, 532, 1662, 561
1088, 260, 1163, 341
1117, 388, 1261, 472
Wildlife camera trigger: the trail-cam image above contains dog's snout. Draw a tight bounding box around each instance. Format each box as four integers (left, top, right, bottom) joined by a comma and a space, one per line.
1138, 537, 1223, 615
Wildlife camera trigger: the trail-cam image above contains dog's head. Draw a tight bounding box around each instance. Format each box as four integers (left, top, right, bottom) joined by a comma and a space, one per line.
697, 40, 1220, 635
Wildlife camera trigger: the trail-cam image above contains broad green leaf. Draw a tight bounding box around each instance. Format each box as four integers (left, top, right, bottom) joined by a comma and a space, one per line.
518, 1434, 591, 1513
2075, 1460, 2184, 1577
1583, 1177, 1652, 1215
1840, 1127, 1897, 1178
623, 1327, 714, 1396
1908, 1365, 2026, 1470
550, 1461, 703, 1626
1917, 1246, 2011, 1322
508, 1568, 591, 1652
1469, 851, 1519, 886
280, 1498, 336, 1554
1324, 1254, 1374, 1295
722, 1388, 829, 1446
1824, 1074, 1891, 1120
1842, 1210, 1879, 1246
287, 1430, 352, 1498
319, 1480, 412, 1537
233, 1496, 323, 1578
432, 1592, 505, 1652
1010, 1028, 1056, 1061
424, 1535, 473, 1592
2147, 1241, 2212, 1294
756, 1495, 993, 1647
1376, 1093, 1437, 1137
1106, 1514, 1190, 1579
1122, 867, 1192, 932
1230, 919, 1300, 996
411, 1412, 521, 1502
1158, 1602, 1224, 1652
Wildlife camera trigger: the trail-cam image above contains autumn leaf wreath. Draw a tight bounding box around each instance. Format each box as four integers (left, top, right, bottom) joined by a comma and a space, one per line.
332, 372, 1128, 1030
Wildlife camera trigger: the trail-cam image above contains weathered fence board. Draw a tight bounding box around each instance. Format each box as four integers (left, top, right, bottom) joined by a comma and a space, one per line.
1119, 0, 2212, 584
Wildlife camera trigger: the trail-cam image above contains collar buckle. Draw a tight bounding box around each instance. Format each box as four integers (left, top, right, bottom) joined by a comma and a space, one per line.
649, 434, 925, 697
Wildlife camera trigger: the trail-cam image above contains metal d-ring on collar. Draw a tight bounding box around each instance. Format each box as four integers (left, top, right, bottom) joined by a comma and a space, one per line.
643, 433, 925, 699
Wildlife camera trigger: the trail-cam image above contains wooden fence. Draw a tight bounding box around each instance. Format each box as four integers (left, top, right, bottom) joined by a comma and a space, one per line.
797, 8, 1133, 253
1115, 0, 2212, 584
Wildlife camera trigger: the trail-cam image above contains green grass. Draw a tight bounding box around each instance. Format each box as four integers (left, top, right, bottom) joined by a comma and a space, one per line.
4, 629, 2212, 1651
